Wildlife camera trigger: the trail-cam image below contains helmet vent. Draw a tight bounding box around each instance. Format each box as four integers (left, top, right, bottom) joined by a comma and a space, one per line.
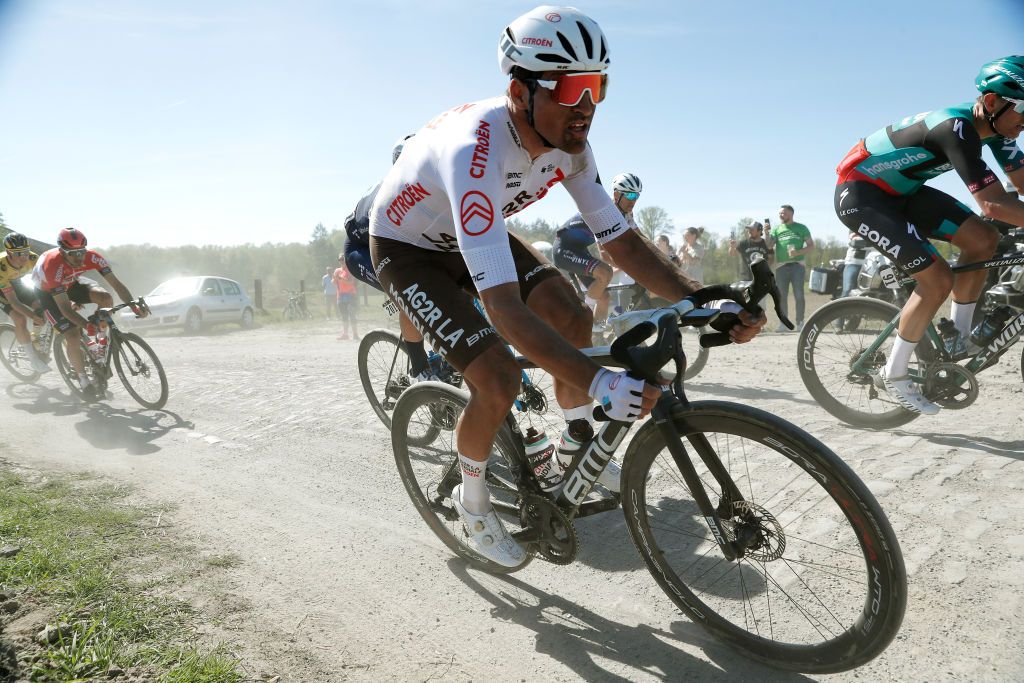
576, 21, 593, 59
599, 38, 607, 63
537, 53, 571, 65
555, 31, 578, 61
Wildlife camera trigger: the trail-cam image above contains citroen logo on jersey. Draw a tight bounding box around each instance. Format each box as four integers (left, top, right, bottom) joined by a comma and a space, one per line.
460, 191, 495, 236
953, 119, 965, 140
839, 188, 850, 206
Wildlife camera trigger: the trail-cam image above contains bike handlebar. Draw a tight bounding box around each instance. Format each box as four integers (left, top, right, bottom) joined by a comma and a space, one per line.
593, 257, 789, 421
88, 298, 149, 324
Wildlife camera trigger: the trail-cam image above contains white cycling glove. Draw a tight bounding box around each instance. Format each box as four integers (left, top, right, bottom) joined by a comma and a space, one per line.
588, 368, 645, 422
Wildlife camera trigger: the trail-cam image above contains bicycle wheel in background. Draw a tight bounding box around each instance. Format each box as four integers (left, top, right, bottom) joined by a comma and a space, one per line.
391, 381, 532, 574
0, 323, 40, 382
112, 332, 168, 409
358, 329, 411, 429
621, 401, 906, 673
797, 298, 931, 429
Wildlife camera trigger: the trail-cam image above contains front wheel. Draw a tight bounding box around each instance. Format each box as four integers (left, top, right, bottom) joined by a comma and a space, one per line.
358, 329, 411, 430
621, 401, 906, 673
113, 333, 169, 409
797, 298, 932, 428
0, 323, 40, 382
391, 382, 531, 574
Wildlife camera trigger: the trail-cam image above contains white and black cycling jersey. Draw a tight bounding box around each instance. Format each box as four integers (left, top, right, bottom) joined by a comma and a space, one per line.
368, 96, 628, 291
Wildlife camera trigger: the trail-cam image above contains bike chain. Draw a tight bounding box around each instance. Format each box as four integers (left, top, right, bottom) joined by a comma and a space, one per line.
519, 493, 578, 565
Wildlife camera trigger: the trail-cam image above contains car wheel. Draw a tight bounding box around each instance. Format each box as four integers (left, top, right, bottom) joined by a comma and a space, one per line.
184, 307, 203, 334
241, 307, 255, 329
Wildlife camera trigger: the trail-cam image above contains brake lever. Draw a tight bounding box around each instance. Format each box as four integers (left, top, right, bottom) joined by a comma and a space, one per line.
749, 256, 793, 330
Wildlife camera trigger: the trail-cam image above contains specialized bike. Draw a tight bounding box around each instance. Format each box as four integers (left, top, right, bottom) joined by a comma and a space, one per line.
390, 259, 906, 673
797, 249, 1024, 428
282, 289, 314, 321
52, 300, 169, 409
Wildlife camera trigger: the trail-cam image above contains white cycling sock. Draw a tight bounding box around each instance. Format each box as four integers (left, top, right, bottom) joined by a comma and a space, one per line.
78, 373, 91, 389
457, 452, 489, 515
884, 334, 917, 379
18, 342, 37, 359
950, 301, 976, 340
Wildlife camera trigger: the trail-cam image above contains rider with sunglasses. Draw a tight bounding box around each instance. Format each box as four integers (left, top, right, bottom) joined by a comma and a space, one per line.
834, 55, 1024, 415
32, 227, 149, 399
553, 172, 644, 333
368, 6, 764, 567
0, 232, 50, 373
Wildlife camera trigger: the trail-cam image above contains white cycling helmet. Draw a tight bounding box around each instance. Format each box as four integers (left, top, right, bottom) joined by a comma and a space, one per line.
392, 134, 414, 165
611, 173, 642, 194
498, 6, 610, 76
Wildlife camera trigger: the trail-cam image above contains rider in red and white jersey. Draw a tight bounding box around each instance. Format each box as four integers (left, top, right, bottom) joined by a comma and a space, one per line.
369, 6, 764, 567
33, 227, 149, 399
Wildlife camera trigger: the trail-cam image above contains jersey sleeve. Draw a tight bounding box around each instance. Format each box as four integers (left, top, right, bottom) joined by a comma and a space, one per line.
931, 118, 999, 194
561, 145, 627, 245
436, 121, 518, 292
86, 250, 112, 276
986, 137, 1024, 175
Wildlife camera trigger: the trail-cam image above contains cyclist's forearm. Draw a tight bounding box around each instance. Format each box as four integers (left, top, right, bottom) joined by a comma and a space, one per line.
604, 231, 699, 300
486, 301, 600, 395
977, 194, 1024, 227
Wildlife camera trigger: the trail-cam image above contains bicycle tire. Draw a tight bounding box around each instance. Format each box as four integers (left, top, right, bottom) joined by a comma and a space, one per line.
52, 333, 88, 397
0, 323, 40, 382
797, 298, 933, 428
113, 332, 168, 409
621, 400, 906, 673
358, 329, 411, 430
391, 381, 532, 574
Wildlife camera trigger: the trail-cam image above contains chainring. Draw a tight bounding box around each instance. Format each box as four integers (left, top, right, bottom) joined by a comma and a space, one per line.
723, 500, 786, 562
519, 494, 578, 565
923, 362, 979, 409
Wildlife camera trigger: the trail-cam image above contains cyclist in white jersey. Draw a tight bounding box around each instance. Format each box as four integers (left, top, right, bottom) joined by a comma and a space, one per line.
369, 5, 765, 568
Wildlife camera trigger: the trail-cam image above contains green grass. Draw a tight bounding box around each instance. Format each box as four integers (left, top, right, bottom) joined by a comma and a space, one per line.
0, 469, 244, 682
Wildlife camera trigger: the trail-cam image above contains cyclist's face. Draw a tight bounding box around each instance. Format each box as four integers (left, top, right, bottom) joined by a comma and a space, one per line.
6, 251, 29, 268
61, 248, 86, 267
531, 70, 596, 155
998, 99, 1024, 139
613, 190, 637, 213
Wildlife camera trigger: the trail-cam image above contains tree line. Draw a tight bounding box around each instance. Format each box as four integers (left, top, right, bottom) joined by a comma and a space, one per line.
3, 207, 956, 307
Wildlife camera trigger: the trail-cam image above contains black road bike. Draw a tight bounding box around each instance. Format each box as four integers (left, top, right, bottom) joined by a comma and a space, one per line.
53, 300, 169, 409
798, 249, 1024, 428
390, 260, 906, 673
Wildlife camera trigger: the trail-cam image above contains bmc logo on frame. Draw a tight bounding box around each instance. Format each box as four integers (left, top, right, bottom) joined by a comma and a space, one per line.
460, 191, 495, 236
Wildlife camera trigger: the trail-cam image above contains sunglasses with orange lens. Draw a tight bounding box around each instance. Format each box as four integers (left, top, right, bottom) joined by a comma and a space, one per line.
534, 72, 608, 107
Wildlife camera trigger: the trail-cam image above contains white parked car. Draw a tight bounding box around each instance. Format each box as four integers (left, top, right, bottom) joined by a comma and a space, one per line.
121, 276, 255, 333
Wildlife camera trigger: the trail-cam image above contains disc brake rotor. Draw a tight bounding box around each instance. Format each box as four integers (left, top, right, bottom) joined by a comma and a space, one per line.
924, 362, 979, 409
724, 501, 786, 562
519, 494, 577, 565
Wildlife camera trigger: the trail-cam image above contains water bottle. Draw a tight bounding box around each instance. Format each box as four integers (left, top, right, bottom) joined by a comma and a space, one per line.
936, 318, 960, 356
95, 329, 109, 362
524, 427, 562, 493
969, 306, 1014, 347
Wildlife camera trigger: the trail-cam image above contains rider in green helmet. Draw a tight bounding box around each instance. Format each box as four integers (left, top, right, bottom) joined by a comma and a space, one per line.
832, 55, 1024, 415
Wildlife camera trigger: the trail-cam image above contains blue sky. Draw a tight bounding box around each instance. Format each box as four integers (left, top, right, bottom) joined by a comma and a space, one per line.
1, 0, 1022, 248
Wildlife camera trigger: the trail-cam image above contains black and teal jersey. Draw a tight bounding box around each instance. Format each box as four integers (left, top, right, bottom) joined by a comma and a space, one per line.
837, 103, 1024, 196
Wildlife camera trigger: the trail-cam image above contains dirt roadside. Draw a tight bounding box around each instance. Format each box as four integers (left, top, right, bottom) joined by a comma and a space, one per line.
0, 315, 1022, 682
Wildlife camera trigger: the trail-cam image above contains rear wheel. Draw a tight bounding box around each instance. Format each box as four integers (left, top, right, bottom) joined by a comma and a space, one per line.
797, 298, 930, 428
358, 329, 410, 430
113, 332, 168, 409
52, 332, 95, 398
621, 401, 906, 673
391, 382, 531, 574
0, 323, 39, 382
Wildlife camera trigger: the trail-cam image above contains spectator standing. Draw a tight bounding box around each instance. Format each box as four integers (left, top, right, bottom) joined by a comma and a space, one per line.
656, 234, 679, 263
322, 266, 337, 319
332, 255, 359, 341
728, 221, 771, 281
836, 231, 870, 332
677, 227, 706, 284
765, 204, 813, 331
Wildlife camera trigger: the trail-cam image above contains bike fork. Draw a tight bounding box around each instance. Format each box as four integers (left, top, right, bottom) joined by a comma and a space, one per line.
653, 398, 746, 561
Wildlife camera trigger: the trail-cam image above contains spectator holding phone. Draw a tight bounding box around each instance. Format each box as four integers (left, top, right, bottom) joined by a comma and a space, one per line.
765, 205, 814, 331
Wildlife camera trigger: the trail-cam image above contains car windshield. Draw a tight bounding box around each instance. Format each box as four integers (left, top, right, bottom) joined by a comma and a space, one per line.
149, 277, 201, 297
